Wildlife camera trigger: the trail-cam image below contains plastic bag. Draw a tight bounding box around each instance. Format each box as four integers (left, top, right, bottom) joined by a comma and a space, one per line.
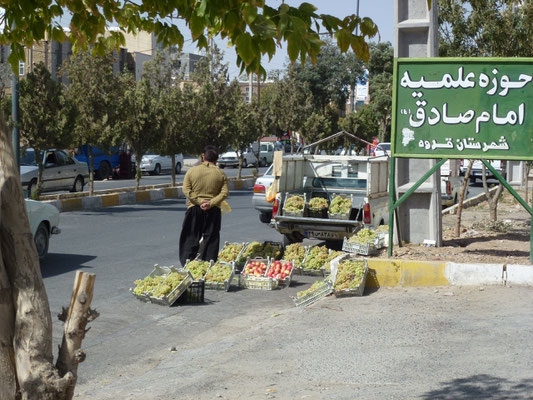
265, 178, 278, 203
220, 200, 232, 215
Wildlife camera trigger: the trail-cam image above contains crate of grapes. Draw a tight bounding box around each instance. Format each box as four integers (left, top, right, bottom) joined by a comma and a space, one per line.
306, 196, 329, 219
240, 257, 279, 290
262, 240, 284, 260
282, 193, 306, 217
182, 259, 212, 281
342, 228, 385, 256
328, 193, 352, 220
292, 279, 334, 308
205, 261, 235, 291
218, 242, 246, 263
331, 255, 368, 297
130, 264, 194, 306
298, 245, 329, 276
236, 241, 264, 270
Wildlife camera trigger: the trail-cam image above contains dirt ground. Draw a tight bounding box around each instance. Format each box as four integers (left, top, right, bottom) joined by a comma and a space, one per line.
385, 189, 532, 264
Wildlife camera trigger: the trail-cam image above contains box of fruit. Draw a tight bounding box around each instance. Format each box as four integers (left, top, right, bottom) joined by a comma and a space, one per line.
330, 255, 368, 297
327, 194, 352, 220
322, 250, 345, 276
282, 193, 306, 217
292, 278, 334, 308
236, 241, 283, 269
299, 245, 329, 276
218, 242, 246, 263
204, 261, 235, 291
182, 259, 212, 281
306, 196, 329, 219
241, 258, 279, 290
283, 243, 307, 269
265, 259, 294, 287
131, 264, 194, 306
342, 228, 385, 256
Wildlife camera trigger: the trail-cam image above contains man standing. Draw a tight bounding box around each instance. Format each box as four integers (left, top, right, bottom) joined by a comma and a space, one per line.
179, 145, 229, 266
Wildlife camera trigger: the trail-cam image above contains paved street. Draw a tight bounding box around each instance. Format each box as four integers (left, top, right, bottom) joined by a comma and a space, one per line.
41, 190, 533, 399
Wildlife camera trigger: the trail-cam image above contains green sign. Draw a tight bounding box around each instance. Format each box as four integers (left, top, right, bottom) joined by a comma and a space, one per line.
391, 58, 533, 160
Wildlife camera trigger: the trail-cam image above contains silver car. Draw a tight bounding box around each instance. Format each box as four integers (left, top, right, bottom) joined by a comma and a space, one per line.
20, 149, 89, 196
252, 165, 275, 223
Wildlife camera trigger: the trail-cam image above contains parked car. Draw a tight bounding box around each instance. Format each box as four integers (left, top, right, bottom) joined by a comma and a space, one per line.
460, 159, 505, 183
440, 160, 466, 207
20, 149, 89, 196
252, 165, 275, 223
25, 199, 60, 259
373, 142, 391, 157
218, 147, 258, 169
252, 141, 275, 166
136, 152, 184, 175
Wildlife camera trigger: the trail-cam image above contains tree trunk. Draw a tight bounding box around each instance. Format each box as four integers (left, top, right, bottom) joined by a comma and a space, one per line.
237, 155, 243, 180
170, 154, 176, 187
135, 151, 142, 190
454, 162, 473, 237
36, 147, 44, 199
88, 145, 94, 196
482, 164, 505, 221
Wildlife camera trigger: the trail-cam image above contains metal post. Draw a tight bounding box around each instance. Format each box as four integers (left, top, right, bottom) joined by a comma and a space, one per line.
388, 156, 396, 256
12, 74, 20, 167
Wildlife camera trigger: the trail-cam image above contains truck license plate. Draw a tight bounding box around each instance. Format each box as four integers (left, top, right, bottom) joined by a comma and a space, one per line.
305, 231, 340, 239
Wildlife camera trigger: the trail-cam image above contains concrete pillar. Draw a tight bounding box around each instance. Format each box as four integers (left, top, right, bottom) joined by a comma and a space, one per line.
394, 0, 442, 245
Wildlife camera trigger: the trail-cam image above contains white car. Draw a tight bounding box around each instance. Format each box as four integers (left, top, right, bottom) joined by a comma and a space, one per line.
252, 165, 275, 223
20, 149, 89, 196
25, 199, 61, 259
218, 148, 258, 169
373, 142, 391, 157
138, 153, 184, 175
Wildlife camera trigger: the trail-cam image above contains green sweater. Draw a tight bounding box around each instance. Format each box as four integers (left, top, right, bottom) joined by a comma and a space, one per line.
182, 162, 229, 208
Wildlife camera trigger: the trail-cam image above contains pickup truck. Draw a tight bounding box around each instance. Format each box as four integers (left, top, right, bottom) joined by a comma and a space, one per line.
270, 154, 389, 245
460, 159, 505, 184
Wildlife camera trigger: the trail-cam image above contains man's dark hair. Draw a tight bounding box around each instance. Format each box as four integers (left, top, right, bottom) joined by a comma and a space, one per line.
204, 145, 218, 163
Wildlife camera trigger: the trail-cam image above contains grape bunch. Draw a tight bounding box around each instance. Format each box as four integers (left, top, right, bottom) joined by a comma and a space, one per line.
323, 250, 344, 272
133, 275, 163, 295
297, 279, 327, 298
151, 272, 186, 298
330, 196, 351, 214
348, 228, 377, 245
205, 262, 232, 283
308, 197, 329, 211
334, 260, 366, 291
376, 225, 389, 233
303, 245, 329, 270
185, 260, 210, 280
263, 242, 282, 259
284, 195, 305, 212
238, 241, 263, 263
218, 243, 244, 262
284, 243, 306, 267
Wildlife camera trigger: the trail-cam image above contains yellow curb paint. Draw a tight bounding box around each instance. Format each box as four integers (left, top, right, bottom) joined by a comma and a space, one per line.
135, 191, 151, 203
61, 198, 83, 212
101, 194, 119, 208
164, 187, 179, 198
233, 180, 243, 190
367, 259, 449, 288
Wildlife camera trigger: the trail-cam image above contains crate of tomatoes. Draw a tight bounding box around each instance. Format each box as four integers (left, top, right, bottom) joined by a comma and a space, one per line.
265, 259, 294, 287
240, 257, 278, 290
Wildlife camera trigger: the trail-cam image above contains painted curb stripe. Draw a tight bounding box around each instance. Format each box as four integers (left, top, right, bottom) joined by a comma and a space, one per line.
101, 194, 119, 208
61, 198, 83, 212
164, 187, 179, 198
367, 259, 448, 288
135, 191, 151, 203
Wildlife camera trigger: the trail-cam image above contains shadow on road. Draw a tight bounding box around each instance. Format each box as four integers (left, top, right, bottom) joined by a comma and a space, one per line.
422, 374, 533, 399
40, 253, 96, 278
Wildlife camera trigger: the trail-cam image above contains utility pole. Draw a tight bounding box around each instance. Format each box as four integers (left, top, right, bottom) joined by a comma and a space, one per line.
256, 73, 260, 103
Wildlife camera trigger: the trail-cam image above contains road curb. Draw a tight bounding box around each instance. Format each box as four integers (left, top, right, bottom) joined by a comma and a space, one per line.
44, 177, 256, 212
366, 258, 533, 288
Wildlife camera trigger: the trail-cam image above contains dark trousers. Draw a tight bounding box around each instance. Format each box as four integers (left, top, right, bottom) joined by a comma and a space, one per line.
179, 205, 221, 266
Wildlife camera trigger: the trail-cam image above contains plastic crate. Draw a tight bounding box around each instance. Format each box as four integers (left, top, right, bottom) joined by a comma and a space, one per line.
327, 193, 352, 220
217, 242, 246, 263
342, 236, 384, 256
177, 280, 205, 304
306, 207, 329, 219
299, 245, 329, 276
331, 255, 368, 297
131, 265, 194, 306
241, 257, 278, 290
265, 259, 295, 288
183, 259, 212, 281
262, 240, 284, 260
292, 279, 334, 308
204, 261, 234, 291
282, 193, 306, 217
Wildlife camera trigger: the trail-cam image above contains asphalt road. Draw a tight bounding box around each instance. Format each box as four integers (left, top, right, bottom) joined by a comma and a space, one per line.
40, 190, 533, 399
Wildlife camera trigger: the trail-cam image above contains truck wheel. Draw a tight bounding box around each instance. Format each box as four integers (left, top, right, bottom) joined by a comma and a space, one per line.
283, 232, 304, 246
175, 162, 182, 174
325, 240, 343, 250
259, 157, 267, 167
34, 223, 49, 260
469, 176, 476, 184
97, 161, 111, 180
259, 212, 271, 223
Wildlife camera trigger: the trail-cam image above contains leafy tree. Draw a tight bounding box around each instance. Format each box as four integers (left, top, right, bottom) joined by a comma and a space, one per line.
233, 101, 262, 179
300, 107, 339, 152
115, 73, 164, 190
345, 52, 367, 113
341, 105, 379, 152
19, 63, 75, 197
65, 52, 120, 195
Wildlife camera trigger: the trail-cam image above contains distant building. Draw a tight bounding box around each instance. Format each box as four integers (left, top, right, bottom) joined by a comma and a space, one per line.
237, 76, 272, 103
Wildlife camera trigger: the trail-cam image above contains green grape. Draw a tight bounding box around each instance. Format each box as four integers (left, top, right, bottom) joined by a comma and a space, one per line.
151, 272, 186, 298
376, 225, 389, 233
284, 195, 305, 212
263, 242, 282, 259
323, 251, 344, 272
303, 246, 329, 270
329, 196, 351, 214
284, 243, 306, 267
133, 275, 163, 295
334, 260, 366, 290
297, 279, 327, 298
238, 241, 263, 263
218, 243, 244, 262
185, 260, 210, 280
205, 262, 232, 283
348, 228, 377, 245
308, 197, 329, 211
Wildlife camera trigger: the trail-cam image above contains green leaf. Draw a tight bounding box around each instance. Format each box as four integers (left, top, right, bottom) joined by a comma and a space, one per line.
236, 32, 254, 65
190, 14, 205, 39
243, 5, 257, 24
197, 0, 207, 17
287, 33, 301, 63
336, 29, 351, 53
298, 3, 317, 16
8, 44, 25, 74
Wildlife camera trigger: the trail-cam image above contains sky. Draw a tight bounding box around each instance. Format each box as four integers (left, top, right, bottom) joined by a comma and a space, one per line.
177, 0, 395, 78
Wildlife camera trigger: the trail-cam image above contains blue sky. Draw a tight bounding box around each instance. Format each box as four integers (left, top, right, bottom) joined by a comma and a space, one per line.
178, 0, 395, 78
